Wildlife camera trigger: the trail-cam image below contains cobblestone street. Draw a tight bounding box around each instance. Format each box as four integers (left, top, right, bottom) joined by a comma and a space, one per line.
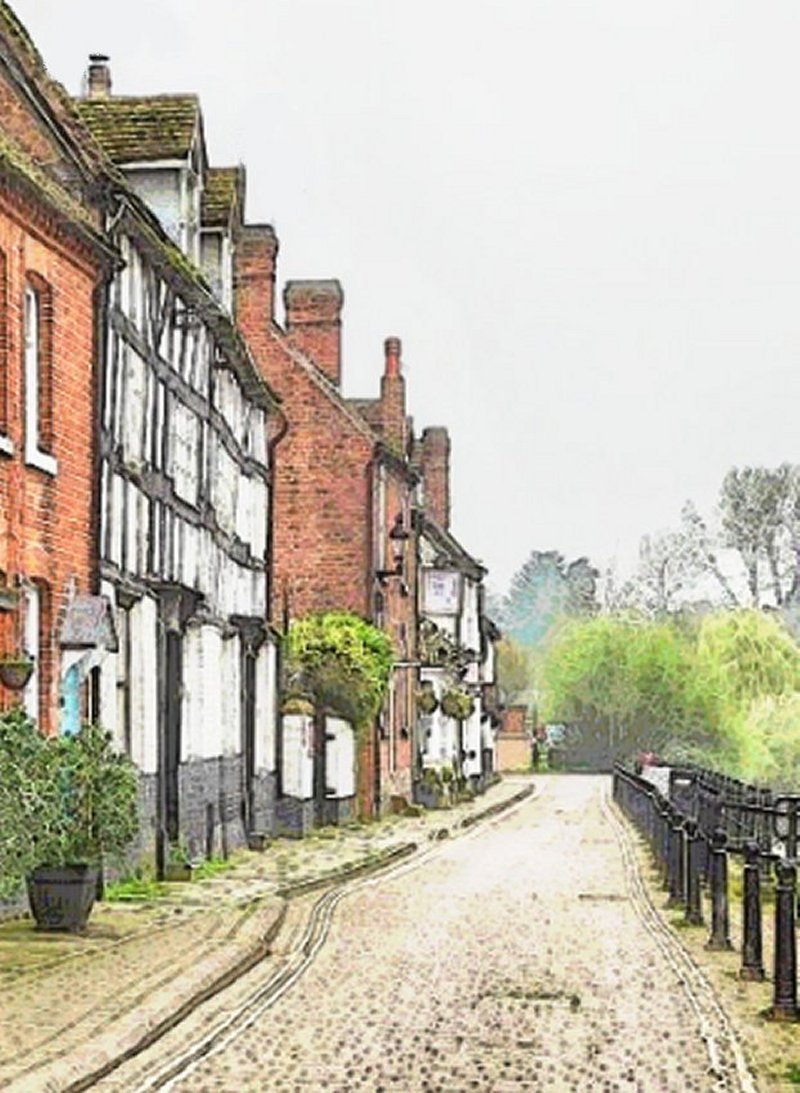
160, 775, 753, 1093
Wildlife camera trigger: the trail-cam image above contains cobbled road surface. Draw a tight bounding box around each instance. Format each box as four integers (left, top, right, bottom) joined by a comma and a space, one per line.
165, 775, 752, 1092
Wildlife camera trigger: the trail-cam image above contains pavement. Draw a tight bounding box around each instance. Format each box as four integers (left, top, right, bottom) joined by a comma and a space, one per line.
146, 774, 757, 1093
0, 777, 533, 1093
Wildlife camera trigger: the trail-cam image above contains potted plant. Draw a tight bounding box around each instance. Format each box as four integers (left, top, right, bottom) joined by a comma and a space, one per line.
164, 840, 198, 882
0, 652, 34, 691
0, 708, 140, 931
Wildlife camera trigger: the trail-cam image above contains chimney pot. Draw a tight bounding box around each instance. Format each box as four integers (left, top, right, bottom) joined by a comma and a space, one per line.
384, 336, 401, 377
86, 53, 112, 99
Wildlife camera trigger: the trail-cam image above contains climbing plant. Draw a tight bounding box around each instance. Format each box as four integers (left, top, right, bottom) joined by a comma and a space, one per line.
283, 612, 395, 730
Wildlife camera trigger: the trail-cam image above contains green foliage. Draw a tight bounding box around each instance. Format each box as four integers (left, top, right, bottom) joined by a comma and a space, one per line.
539, 607, 800, 781
539, 615, 719, 765
104, 875, 169, 902
283, 612, 394, 729
416, 683, 439, 715
0, 710, 140, 899
501, 551, 598, 649
696, 610, 800, 708
440, 688, 475, 720
495, 637, 533, 706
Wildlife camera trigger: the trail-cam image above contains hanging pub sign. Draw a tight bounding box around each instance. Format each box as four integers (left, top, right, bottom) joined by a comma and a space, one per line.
423, 569, 461, 615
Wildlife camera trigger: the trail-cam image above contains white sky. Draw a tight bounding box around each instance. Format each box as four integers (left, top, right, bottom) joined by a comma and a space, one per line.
13, 0, 800, 595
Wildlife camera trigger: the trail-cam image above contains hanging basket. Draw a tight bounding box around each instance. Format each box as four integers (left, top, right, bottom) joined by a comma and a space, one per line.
0, 655, 34, 691
416, 686, 439, 716
440, 689, 475, 721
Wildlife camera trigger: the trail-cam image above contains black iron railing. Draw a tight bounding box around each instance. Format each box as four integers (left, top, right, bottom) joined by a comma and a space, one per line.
613, 763, 800, 1021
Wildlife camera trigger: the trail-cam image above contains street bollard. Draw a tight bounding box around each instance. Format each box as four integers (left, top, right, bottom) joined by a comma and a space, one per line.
740, 840, 764, 981
770, 859, 799, 1021
684, 818, 703, 926
706, 827, 733, 951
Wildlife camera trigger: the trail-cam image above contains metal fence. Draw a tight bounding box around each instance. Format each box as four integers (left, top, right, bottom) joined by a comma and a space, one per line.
613, 763, 800, 1021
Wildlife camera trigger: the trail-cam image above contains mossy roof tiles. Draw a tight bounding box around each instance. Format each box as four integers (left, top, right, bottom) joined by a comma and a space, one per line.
74, 95, 199, 164
202, 166, 241, 227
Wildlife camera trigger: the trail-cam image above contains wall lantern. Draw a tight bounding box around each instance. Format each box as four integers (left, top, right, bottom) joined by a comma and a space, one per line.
377, 513, 410, 584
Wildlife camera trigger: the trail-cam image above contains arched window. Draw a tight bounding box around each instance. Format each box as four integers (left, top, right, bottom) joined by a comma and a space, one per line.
24, 276, 56, 475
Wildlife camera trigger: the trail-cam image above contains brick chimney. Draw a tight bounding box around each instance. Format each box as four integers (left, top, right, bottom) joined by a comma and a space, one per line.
234, 224, 279, 335
284, 280, 343, 386
86, 54, 111, 99
380, 336, 407, 455
421, 426, 450, 530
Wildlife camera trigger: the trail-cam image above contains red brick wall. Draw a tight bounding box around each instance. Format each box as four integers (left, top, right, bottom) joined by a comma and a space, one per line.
284, 281, 343, 388
377, 461, 418, 803
500, 706, 528, 737
236, 259, 374, 621
0, 186, 99, 735
421, 427, 450, 530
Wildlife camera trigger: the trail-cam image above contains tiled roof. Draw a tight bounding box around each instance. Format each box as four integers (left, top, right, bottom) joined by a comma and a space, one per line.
74, 95, 200, 164
347, 397, 383, 431
202, 166, 242, 228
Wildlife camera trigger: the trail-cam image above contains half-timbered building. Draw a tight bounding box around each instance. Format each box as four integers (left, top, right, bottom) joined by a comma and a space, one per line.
75, 59, 282, 870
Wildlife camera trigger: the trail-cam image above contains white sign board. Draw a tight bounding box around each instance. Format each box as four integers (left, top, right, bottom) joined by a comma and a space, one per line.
423, 570, 461, 615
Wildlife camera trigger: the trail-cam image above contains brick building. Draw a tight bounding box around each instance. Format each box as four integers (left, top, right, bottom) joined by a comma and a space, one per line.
234, 232, 420, 818
0, 6, 116, 735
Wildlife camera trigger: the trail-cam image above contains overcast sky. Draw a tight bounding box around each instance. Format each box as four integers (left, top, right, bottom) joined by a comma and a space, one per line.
13, 0, 800, 595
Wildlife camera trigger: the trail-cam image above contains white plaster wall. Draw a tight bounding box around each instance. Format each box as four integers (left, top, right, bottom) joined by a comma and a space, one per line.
220, 634, 241, 756
282, 715, 314, 799
98, 579, 119, 747
195, 626, 222, 760
181, 624, 204, 762
325, 716, 355, 798
461, 579, 481, 655
463, 703, 483, 778
136, 595, 159, 775
126, 167, 182, 244
255, 639, 277, 773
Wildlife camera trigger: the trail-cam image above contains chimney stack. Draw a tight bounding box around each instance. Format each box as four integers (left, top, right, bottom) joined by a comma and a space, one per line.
421, 426, 451, 530
284, 280, 343, 386
234, 224, 279, 334
86, 54, 111, 99
380, 336, 407, 454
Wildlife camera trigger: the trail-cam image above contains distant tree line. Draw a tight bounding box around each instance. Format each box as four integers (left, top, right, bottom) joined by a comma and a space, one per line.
490, 463, 800, 787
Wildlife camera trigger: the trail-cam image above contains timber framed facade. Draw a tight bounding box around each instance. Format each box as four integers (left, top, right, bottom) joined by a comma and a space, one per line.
76, 60, 283, 871
95, 200, 281, 871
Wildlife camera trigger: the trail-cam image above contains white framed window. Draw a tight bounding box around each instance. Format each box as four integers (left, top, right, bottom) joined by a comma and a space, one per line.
22, 583, 41, 724
24, 283, 57, 475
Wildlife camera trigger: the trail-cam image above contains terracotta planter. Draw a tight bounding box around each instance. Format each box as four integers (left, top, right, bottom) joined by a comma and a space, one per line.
0, 658, 34, 691
26, 864, 98, 933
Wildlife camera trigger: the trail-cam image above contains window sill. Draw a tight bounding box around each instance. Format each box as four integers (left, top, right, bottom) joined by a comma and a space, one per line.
0, 434, 13, 457
25, 448, 58, 476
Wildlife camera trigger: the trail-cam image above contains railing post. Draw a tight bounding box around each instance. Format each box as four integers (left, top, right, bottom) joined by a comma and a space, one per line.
706, 827, 732, 951
770, 859, 799, 1021
658, 802, 671, 889
740, 840, 764, 981
684, 818, 703, 926
667, 812, 686, 907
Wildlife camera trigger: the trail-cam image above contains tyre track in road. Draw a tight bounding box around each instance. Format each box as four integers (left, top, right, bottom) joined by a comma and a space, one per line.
602, 785, 759, 1093
122, 785, 538, 1093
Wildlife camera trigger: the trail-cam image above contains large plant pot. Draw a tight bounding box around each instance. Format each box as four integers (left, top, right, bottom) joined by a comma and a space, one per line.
26, 864, 98, 933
